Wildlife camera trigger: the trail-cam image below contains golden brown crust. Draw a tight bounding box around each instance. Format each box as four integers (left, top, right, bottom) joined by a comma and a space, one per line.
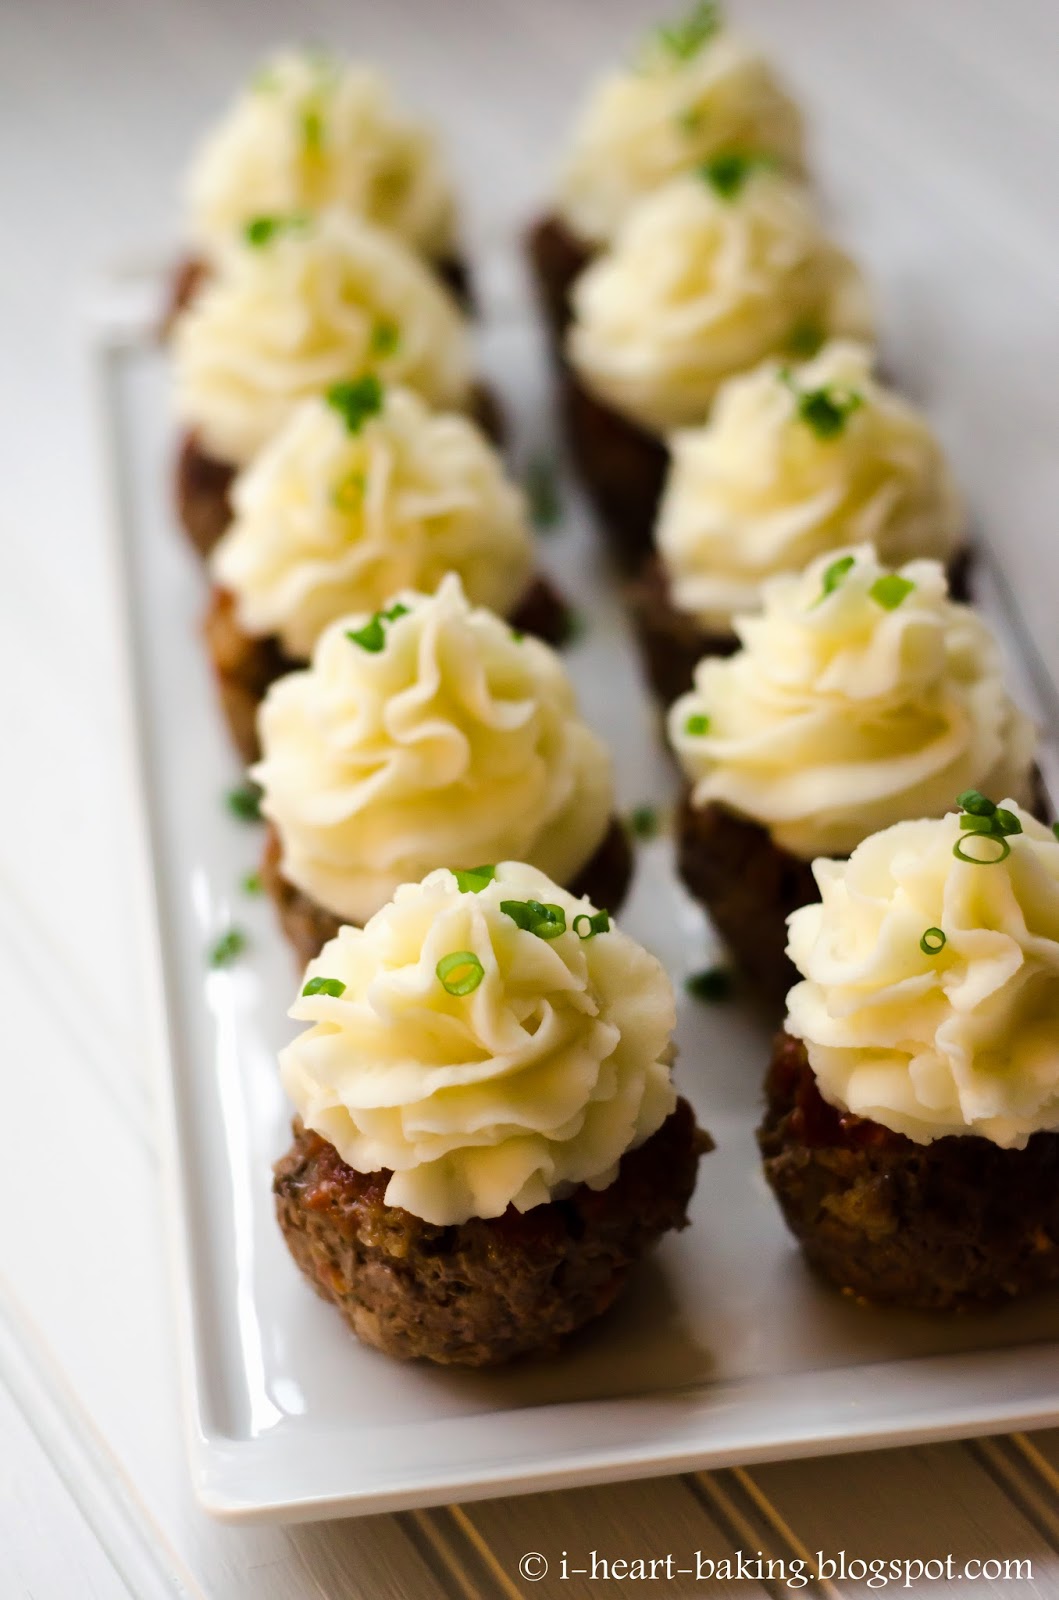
274, 1097, 711, 1365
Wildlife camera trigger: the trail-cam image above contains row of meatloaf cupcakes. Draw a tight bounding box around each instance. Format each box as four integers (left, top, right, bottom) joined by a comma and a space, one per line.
167, 31, 1059, 1364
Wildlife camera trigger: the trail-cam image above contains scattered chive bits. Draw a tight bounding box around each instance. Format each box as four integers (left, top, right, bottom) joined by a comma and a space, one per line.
436, 950, 485, 995
780, 369, 863, 440
699, 151, 773, 201
1053, 823, 1059, 842
209, 927, 247, 968
920, 927, 947, 955
573, 909, 610, 940
652, 1, 721, 62
524, 455, 561, 530
500, 899, 567, 940
369, 319, 400, 358
226, 778, 263, 822
346, 601, 409, 652
813, 554, 856, 606
953, 791, 1022, 864
241, 870, 262, 895
302, 975, 346, 998
628, 804, 659, 840
243, 212, 308, 247
453, 864, 496, 894
685, 966, 733, 1002
869, 574, 916, 611
685, 712, 710, 737
326, 374, 384, 434
301, 103, 325, 150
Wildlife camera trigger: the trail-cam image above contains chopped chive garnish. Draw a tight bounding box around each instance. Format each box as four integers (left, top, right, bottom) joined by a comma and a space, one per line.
573, 909, 610, 940
346, 601, 409, 652
511, 627, 525, 642
453, 864, 496, 894
331, 470, 365, 512
524, 455, 561, 530
226, 779, 263, 822
436, 950, 485, 995
241, 870, 262, 895
209, 927, 247, 968
785, 322, 824, 359
780, 369, 863, 440
301, 104, 324, 150
685, 712, 711, 736
1053, 822, 1059, 842
699, 150, 774, 200
302, 975, 346, 997
814, 554, 856, 606
326, 374, 383, 434
369, 319, 400, 358
243, 212, 308, 247
500, 899, 567, 940
628, 804, 659, 840
652, 1, 721, 62
920, 927, 946, 955
686, 966, 733, 1002
870, 574, 916, 610
953, 793, 1021, 863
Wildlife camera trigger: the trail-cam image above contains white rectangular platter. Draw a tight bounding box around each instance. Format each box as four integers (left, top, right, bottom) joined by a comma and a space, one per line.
92, 266, 1059, 1526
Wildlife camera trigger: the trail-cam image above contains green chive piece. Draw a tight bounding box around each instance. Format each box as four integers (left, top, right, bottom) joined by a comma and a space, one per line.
959, 812, 995, 833
993, 808, 1023, 837
814, 554, 856, 605
436, 950, 485, 995
653, 1, 721, 62
453, 864, 496, 894
500, 899, 568, 940
331, 470, 365, 512
957, 790, 996, 816
346, 601, 409, 652
1052, 823, 1059, 842
226, 779, 263, 822
786, 322, 824, 359
685, 712, 711, 737
524, 455, 561, 530
326, 375, 384, 434
870, 574, 916, 611
209, 927, 247, 968
686, 966, 733, 1002
302, 975, 346, 998
920, 927, 946, 955
511, 628, 525, 642
301, 103, 324, 150
954, 834, 1011, 865
780, 368, 864, 440
369, 319, 400, 358
243, 213, 308, 247
573, 909, 611, 940
241, 870, 262, 895
628, 804, 659, 840
699, 150, 773, 200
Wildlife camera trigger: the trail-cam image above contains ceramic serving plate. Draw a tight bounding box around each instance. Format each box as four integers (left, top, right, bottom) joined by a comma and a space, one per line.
89, 263, 1059, 1525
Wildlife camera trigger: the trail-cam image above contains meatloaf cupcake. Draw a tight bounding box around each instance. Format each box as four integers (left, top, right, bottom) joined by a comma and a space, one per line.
631, 341, 968, 703
668, 545, 1037, 1000
274, 860, 711, 1364
171, 207, 475, 557
563, 164, 872, 568
527, 2, 805, 349
254, 573, 632, 964
169, 47, 463, 325
206, 376, 569, 762
761, 801, 1059, 1310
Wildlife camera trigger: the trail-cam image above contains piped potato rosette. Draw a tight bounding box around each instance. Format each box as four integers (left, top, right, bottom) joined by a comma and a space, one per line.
280, 861, 678, 1225
254, 574, 614, 925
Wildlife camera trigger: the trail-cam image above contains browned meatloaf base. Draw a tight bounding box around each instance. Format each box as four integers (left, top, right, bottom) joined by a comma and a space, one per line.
628, 548, 976, 709
261, 814, 636, 966
759, 1033, 1059, 1311
676, 792, 817, 1008
174, 385, 507, 562
204, 573, 577, 766
274, 1097, 711, 1365
525, 213, 595, 353
162, 249, 475, 338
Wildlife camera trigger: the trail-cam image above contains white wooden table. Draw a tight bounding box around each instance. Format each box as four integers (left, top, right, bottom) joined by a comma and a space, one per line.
4, 0, 1059, 1592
